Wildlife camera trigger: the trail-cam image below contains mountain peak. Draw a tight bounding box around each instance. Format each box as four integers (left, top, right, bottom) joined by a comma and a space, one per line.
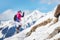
32, 10, 45, 16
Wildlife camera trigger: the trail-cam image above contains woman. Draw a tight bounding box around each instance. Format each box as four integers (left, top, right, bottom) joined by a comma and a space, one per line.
14, 10, 24, 33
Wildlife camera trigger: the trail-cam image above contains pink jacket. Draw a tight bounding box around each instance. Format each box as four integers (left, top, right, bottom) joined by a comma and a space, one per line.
16, 12, 22, 20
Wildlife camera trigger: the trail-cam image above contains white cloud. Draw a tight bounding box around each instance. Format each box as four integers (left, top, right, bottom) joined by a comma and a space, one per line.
0, 9, 17, 21
40, 0, 60, 5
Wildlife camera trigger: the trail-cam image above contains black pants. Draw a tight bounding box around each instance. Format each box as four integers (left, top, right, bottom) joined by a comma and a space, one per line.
16, 25, 21, 33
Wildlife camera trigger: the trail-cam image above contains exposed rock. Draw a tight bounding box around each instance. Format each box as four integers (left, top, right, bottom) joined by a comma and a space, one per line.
54, 4, 60, 18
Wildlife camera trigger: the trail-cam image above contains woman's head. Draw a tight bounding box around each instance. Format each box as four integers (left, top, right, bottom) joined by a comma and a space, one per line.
18, 10, 22, 13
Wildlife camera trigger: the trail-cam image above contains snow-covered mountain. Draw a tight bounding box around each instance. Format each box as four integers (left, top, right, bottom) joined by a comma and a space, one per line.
21, 10, 44, 29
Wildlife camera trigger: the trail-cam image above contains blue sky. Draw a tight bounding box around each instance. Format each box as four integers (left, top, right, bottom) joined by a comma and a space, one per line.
0, 0, 60, 13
